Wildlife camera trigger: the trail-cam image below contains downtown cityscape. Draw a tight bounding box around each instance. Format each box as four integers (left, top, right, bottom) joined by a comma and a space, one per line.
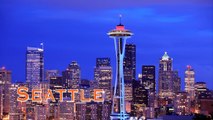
0, 22, 213, 120
1, 0, 213, 120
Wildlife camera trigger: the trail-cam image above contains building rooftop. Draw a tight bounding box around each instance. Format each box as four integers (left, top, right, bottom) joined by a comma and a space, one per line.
162, 52, 170, 60
27, 47, 43, 52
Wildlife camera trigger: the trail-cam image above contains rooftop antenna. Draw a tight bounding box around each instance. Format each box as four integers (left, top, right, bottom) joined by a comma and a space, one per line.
119, 14, 122, 25
40, 42, 44, 50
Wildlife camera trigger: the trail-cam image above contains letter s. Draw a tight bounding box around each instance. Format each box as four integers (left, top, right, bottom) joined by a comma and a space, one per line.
17, 86, 29, 102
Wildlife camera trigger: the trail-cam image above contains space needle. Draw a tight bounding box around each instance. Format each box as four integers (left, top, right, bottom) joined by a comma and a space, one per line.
107, 15, 133, 120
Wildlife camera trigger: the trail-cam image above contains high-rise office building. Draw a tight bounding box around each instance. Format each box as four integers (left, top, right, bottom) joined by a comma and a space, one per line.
158, 52, 173, 99
194, 82, 212, 100
194, 82, 207, 99
0, 67, 11, 117
94, 58, 112, 101
131, 78, 148, 117
158, 52, 181, 100
185, 65, 195, 101
173, 70, 181, 94
142, 65, 155, 107
25, 46, 44, 120
123, 44, 136, 110
26, 46, 44, 90
141, 65, 156, 118
62, 61, 81, 89
124, 44, 136, 82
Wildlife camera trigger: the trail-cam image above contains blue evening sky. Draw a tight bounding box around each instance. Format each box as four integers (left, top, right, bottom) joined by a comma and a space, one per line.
0, 0, 213, 90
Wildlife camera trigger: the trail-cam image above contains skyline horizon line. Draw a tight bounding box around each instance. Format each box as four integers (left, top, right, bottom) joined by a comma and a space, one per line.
1, 43, 211, 91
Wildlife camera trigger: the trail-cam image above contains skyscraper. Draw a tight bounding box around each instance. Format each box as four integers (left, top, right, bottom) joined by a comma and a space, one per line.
185, 65, 195, 101
173, 70, 181, 94
62, 61, 81, 89
123, 44, 136, 110
94, 58, 112, 101
25, 46, 44, 120
158, 52, 173, 99
131, 77, 148, 117
26, 46, 44, 90
108, 16, 133, 120
124, 44, 136, 82
0, 67, 11, 117
158, 52, 181, 104
194, 82, 207, 99
142, 65, 155, 108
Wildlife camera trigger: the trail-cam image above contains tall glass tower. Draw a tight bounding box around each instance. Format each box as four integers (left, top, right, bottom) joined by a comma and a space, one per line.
107, 16, 133, 120
26, 45, 44, 90
185, 65, 195, 101
62, 61, 81, 89
94, 58, 112, 102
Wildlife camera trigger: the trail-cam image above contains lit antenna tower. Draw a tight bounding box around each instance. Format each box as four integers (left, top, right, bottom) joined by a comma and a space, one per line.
107, 15, 133, 120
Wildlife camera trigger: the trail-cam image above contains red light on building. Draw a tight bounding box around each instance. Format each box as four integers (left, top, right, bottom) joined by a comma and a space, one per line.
187, 65, 191, 69
116, 25, 124, 30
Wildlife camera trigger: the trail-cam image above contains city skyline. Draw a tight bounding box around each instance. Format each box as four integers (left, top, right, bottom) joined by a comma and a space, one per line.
0, 0, 213, 90
1, 0, 213, 119
0, 44, 212, 90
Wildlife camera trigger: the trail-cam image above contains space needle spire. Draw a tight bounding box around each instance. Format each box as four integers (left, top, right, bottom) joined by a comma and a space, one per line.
107, 15, 133, 120
119, 14, 122, 25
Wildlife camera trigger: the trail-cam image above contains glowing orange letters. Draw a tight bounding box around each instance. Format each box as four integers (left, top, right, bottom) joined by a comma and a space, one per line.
17, 86, 104, 102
